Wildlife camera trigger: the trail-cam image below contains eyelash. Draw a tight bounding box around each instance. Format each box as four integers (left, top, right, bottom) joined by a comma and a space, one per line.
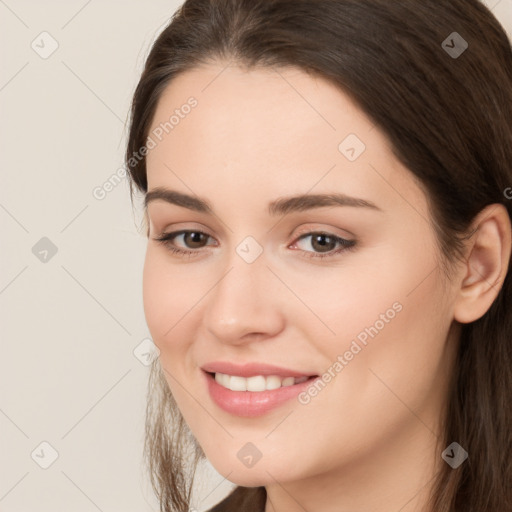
152, 230, 356, 260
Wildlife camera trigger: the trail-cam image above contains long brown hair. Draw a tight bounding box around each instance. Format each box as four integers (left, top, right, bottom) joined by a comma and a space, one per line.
125, 1, 512, 510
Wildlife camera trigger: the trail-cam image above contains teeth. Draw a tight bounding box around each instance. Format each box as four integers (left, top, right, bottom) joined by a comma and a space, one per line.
214, 372, 309, 392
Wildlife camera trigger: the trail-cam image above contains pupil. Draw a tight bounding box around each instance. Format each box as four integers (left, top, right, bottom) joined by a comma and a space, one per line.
186, 232, 204, 247
313, 234, 334, 252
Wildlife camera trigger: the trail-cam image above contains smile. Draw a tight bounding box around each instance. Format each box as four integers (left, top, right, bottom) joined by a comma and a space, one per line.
213, 372, 310, 391
203, 370, 319, 417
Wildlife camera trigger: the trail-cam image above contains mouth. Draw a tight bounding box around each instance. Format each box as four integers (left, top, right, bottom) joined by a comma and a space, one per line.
202, 370, 320, 417
205, 371, 319, 392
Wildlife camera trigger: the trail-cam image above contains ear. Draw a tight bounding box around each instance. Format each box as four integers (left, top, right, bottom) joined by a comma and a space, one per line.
453, 203, 512, 324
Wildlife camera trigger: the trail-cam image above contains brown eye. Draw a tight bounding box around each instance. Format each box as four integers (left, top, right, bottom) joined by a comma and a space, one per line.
182, 231, 209, 248
309, 233, 338, 253
293, 231, 355, 258
153, 230, 215, 256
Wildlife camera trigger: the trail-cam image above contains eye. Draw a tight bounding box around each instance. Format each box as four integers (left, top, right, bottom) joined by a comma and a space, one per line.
153, 230, 215, 258
290, 231, 356, 259
152, 229, 356, 260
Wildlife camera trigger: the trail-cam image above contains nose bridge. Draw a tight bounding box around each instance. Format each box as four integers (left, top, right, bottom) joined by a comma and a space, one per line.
202, 241, 284, 342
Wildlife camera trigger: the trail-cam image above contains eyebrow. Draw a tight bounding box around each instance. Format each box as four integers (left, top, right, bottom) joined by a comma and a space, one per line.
144, 187, 383, 216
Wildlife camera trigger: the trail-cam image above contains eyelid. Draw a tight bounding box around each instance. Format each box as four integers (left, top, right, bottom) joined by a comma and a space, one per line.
291, 224, 355, 241
153, 223, 354, 247
288, 231, 356, 256
150, 221, 216, 238
153, 225, 356, 262
158, 229, 218, 248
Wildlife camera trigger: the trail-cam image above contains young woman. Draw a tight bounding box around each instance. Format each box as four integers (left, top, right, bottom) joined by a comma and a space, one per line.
124, 1, 512, 511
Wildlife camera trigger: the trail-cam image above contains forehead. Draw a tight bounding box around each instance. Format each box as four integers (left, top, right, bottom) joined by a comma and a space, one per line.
145, 62, 428, 222
147, 62, 369, 163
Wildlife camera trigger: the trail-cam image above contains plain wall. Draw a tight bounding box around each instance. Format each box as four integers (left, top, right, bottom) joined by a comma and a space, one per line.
1, 1, 511, 510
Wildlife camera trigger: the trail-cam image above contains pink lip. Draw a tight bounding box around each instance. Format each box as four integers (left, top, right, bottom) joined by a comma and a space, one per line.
201, 361, 316, 378
202, 370, 320, 417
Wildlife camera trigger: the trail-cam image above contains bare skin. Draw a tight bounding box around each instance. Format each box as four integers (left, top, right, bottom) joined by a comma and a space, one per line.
142, 62, 511, 512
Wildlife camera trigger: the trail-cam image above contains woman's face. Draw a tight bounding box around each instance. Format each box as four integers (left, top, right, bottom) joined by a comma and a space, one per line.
143, 62, 461, 486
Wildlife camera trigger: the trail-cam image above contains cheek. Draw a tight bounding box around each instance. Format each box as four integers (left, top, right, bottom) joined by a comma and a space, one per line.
293, 234, 449, 398
142, 247, 197, 353
318, 257, 451, 428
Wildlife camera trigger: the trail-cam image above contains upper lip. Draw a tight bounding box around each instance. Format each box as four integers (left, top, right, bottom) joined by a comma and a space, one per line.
201, 361, 317, 378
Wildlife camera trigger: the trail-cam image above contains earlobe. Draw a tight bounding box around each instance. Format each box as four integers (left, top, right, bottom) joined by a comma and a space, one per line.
453, 204, 512, 324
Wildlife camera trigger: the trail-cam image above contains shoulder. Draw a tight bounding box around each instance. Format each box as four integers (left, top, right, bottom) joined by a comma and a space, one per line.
205, 486, 266, 512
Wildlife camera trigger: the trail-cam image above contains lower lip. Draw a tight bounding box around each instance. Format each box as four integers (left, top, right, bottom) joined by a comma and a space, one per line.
203, 371, 320, 417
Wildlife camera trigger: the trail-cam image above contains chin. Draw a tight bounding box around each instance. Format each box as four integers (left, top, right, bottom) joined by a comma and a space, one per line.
206, 453, 299, 487
218, 469, 273, 487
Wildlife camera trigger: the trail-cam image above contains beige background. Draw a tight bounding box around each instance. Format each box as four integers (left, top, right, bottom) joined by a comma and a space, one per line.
1, 1, 511, 511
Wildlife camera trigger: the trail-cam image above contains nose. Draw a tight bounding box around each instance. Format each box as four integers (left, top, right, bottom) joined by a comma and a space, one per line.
202, 252, 285, 345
